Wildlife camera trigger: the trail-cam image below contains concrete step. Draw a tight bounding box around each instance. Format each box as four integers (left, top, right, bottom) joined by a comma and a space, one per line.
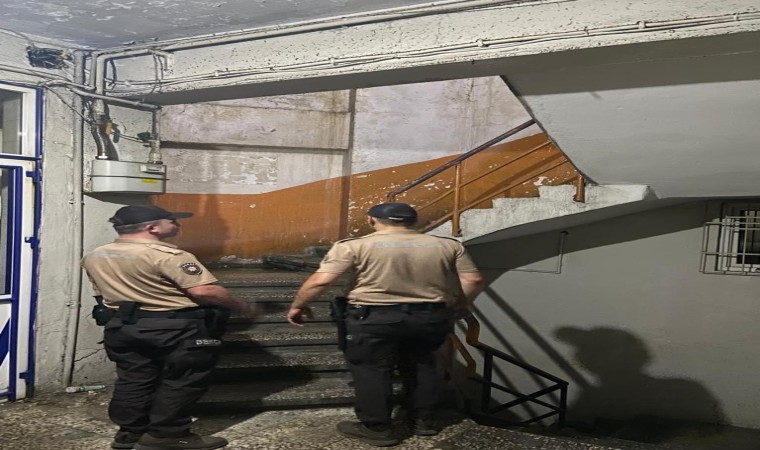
198, 377, 356, 410
225, 285, 344, 302
209, 267, 352, 410
216, 347, 347, 373
212, 268, 313, 286
224, 322, 339, 348
230, 302, 333, 323
431, 184, 652, 241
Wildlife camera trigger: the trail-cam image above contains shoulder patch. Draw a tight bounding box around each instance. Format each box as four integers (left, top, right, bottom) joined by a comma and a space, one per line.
179, 262, 203, 275
146, 244, 184, 255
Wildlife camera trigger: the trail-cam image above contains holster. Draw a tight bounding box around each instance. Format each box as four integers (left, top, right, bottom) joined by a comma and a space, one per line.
330, 296, 349, 352
118, 301, 140, 325
204, 306, 231, 339
91, 296, 116, 326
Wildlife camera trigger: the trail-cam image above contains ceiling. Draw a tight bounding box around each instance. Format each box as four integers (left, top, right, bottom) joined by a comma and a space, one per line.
0, 0, 437, 48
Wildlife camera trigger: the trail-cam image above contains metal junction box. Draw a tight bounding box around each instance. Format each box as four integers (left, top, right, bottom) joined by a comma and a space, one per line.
90, 160, 167, 194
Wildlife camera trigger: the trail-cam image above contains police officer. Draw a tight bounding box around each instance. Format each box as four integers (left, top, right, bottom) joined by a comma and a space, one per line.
81, 205, 258, 450
287, 202, 485, 447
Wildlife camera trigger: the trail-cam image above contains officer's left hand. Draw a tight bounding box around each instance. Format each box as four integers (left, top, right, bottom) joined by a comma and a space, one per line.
286, 306, 314, 327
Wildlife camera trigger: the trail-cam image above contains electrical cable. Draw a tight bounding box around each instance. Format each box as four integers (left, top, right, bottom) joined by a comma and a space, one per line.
0, 27, 38, 48
101, 11, 760, 96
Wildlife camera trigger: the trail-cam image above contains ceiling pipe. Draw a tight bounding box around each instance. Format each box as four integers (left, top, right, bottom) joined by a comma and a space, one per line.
85, 0, 526, 93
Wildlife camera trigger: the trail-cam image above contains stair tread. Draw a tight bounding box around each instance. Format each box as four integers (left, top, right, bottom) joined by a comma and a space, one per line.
200, 377, 355, 405
227, 287, 342, 301
224, 322, 339, 345
217, 350, 346, 369
213, 268, 350, 287
233, 306, 332, 323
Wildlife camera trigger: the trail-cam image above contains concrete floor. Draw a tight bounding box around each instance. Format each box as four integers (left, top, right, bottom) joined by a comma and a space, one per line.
1, 387, 759, 450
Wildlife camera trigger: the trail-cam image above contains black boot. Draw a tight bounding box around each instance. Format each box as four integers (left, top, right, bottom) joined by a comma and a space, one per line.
112, 431, 143, 449
336, 421, 399, 447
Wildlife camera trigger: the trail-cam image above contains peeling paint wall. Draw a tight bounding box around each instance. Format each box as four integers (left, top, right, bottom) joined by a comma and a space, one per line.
153, 77, 554, 260
160, 91, 350, 194
154, 133, 576, 261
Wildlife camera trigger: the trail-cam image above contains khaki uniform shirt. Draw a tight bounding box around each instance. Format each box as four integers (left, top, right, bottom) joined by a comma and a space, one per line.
81, 238, 217, 311
317, 229, 479, 305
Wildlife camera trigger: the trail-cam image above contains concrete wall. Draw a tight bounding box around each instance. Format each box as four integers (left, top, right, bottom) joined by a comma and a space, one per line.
508, 32, 760, 199
153, 77, 562, 261
108, 0, 760, 104
466, 200, 760, 428
1, 34, 164, 388
1, 35, 81, 390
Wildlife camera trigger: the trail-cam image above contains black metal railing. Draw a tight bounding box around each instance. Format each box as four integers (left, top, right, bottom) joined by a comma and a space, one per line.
446, 314, 568, 428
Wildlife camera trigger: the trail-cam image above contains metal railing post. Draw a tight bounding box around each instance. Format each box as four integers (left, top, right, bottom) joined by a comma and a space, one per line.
573, 175, 586, 203
481, 353, 493, 413
452, 164, 463, 236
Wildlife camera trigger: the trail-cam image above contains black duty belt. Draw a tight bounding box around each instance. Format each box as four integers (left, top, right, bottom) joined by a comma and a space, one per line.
351, 303, 447, 312
107, 308, 206, 319
134, 308, 208, 319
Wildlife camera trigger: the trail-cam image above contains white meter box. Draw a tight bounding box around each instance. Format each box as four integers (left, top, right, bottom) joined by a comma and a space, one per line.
90, 160, 167, 194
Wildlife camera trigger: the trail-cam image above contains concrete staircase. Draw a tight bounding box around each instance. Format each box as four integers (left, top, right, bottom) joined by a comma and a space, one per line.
198, 266, 355, 411
431, 184, 652, 241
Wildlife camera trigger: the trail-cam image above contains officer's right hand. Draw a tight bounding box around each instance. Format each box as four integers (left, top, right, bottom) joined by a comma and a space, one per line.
287, 306, 314, 327
452, 304, 472, 320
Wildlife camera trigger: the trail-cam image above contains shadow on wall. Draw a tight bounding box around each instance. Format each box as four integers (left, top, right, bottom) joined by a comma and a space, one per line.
460, 201, 727, 433
555, 326, 724, 440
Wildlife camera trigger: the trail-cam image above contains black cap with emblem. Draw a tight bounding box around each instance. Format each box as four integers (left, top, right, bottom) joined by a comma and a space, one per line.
367, 203, 418, 223
109, 205, 193, 226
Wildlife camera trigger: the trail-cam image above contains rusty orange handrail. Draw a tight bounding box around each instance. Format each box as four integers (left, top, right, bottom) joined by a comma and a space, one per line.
420, 158, 572, 234
386, 122, 584, 237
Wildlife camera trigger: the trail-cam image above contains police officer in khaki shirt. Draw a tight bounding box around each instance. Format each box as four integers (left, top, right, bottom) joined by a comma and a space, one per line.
81, 205, 256, 450
287, 203, 484, 447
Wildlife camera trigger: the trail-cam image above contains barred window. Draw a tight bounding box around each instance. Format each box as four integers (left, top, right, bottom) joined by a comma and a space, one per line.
701, 203, 760, 275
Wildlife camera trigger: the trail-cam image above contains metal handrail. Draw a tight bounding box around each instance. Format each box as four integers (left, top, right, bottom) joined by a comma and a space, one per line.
420, 157, 571, 234
387, 119, 536, 201
415, 141, 553, 214
449, 314, 568, 428
384, 119, 583, 237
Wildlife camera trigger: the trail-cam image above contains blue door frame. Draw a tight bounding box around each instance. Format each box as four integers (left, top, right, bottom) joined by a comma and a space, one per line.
0, 81, 42, 400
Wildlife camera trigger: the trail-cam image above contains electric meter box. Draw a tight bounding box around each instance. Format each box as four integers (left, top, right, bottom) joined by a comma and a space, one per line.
90, 160, 167, 194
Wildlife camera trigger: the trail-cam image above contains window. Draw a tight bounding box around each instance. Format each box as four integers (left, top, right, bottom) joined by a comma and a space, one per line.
701, 203, 760, 275
0, 84, 38, 157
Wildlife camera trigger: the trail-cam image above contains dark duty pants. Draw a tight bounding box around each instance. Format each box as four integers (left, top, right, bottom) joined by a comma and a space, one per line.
344, 305, 453, 428
103, 316, 221, 437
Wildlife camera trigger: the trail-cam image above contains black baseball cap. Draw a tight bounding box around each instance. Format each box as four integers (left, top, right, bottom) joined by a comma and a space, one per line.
109, 205, 193, 226
367, 202, 418, 223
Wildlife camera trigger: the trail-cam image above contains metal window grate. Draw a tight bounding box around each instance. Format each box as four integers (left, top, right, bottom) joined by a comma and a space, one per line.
701, 203, 760, 276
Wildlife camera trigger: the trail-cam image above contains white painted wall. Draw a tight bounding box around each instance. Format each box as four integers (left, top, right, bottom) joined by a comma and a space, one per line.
466, 200, 760, 428
508, 33, 760, 198
160, 76, 535, 194
160, 91, 351, 194
352, 77, 534, 173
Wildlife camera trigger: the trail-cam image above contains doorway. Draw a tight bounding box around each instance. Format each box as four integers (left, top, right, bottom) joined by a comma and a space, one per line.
0, 83, 40, 400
